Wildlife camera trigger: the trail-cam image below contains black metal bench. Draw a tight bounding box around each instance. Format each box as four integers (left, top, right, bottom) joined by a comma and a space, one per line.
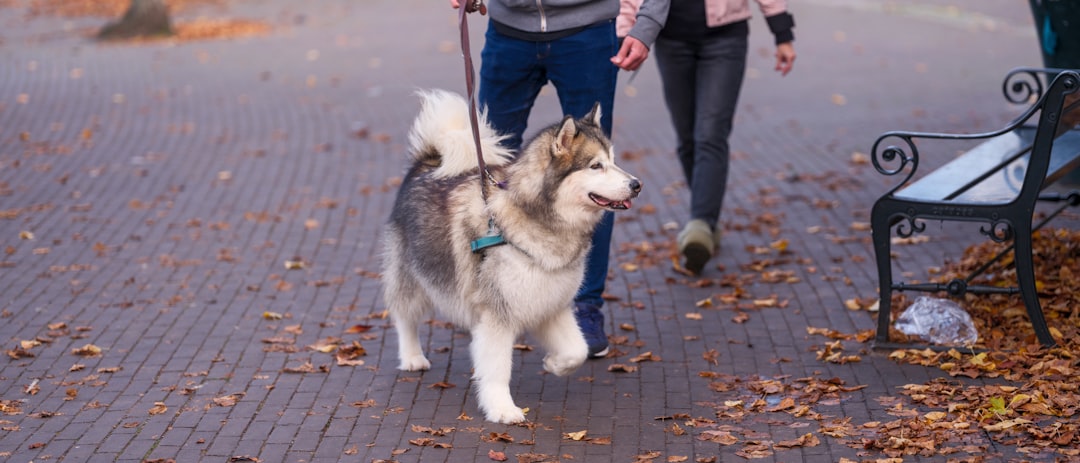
870, 68, 1080, 348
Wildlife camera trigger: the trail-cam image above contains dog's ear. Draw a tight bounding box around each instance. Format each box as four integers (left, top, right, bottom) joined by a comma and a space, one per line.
584, 102, 602, 128
552, 114, 577, 157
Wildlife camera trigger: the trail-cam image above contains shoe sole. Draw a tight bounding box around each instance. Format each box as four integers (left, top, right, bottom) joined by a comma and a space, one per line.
683, 243, 711, 276
590, 346, 609, 358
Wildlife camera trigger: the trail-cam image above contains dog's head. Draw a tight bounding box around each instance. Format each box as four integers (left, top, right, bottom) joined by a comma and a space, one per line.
546, 104, 642, 213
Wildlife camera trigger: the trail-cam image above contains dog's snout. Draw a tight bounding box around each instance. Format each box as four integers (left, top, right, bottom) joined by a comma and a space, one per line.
629, 178, 642, 195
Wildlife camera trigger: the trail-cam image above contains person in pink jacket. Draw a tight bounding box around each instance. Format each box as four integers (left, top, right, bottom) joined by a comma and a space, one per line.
655, 0, 796, 275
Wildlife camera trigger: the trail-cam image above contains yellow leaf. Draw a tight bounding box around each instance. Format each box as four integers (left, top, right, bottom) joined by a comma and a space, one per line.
701, 430, 738, 445
982, 419, 1031, 432
752, 298, 778, 308
71, 344, 102, 356
924, 411, 947, 421
308, 339, 339, 353
564, 430, 588, 441
766, 396, 796, 412
630, 351, 660, 363
1049, 326, 1063, 339
989, 397, 1007, 414
212, 393, 245, 407
969, 352, 992, 367
1008, 394, 1032, 409
731, 312, 750, 324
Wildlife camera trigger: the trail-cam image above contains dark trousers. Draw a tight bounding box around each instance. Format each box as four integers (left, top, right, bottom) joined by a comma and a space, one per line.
655, 32, 748, 228
478, 19, 619, 307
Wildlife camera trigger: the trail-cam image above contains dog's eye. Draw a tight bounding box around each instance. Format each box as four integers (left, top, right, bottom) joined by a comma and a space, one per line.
590, 162, 602, 170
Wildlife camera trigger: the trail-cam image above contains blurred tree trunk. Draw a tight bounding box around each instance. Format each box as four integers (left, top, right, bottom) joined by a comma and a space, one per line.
98, 0, 173, 40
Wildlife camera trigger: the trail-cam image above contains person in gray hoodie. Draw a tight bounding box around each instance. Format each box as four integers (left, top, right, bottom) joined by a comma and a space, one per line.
450, 0, 669, 358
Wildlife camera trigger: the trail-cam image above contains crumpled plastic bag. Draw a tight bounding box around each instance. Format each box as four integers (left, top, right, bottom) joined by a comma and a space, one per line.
894, 296, 978, 346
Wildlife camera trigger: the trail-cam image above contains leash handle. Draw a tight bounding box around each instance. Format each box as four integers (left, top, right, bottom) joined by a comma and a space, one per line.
458, 3, 490, 201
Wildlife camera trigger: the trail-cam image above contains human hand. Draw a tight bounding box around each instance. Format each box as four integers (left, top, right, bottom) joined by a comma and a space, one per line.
775, 42, 795, 76
450, 0, 486, 15
611, 36, 649, 71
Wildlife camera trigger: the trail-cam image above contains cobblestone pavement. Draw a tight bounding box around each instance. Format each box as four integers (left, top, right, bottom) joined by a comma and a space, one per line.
0, 1, 1074, 462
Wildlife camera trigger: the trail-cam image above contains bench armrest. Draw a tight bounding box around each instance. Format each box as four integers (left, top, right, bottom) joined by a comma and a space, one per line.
871, 125, 1028, 198
871, 67, 1072, 197
1003, 67, 1078, 105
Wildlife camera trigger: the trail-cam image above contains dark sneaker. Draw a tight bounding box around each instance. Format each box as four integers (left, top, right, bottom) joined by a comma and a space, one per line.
574, 302, 609, 358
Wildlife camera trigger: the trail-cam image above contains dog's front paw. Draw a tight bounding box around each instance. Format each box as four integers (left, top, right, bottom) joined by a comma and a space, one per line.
543, 351, 587, 376
484, 404, 526, 424
478, 391, 526, 424
399, 355, 431, 371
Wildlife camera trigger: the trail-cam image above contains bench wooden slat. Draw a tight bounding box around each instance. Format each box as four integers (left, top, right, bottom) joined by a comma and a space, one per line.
894, 128, 1080, 203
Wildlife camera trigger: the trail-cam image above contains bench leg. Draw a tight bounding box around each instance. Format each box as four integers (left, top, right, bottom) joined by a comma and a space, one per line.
871, 209, 895, 345
1013, 228, 1057, 347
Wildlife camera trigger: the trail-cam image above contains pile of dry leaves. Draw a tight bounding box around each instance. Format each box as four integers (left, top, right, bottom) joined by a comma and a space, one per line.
688, 228, 1079, 461
24, 0, 223, 18
887, 227, 1080, 350
878, 228, 1080, 459
8, 0, 270, 42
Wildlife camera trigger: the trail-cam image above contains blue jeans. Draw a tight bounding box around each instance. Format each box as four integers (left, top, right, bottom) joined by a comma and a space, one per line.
479, 19, 619, 307
654, 33, 748, 228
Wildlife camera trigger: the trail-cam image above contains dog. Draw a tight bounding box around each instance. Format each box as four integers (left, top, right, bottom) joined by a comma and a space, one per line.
381, 90, 641, 424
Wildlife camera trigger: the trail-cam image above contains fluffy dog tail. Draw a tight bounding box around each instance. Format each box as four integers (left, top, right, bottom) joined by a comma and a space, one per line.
407, 89, 513, 178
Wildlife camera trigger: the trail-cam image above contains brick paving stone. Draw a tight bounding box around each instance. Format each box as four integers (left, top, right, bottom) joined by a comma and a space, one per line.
291, 430, 323, 452
206, 434, 244, 458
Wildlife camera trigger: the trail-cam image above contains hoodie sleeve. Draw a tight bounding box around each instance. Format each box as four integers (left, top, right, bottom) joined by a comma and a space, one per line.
757, 0, 794, 44
765, 11, 794, 44
626, 0, 669, 47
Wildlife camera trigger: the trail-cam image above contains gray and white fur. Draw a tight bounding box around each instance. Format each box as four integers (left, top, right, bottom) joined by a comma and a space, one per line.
382, 89, 641, 423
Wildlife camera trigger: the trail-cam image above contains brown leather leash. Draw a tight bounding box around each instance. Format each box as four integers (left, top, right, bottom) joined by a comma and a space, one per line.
459, 0, 508, 252
458, 0, 496, 199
